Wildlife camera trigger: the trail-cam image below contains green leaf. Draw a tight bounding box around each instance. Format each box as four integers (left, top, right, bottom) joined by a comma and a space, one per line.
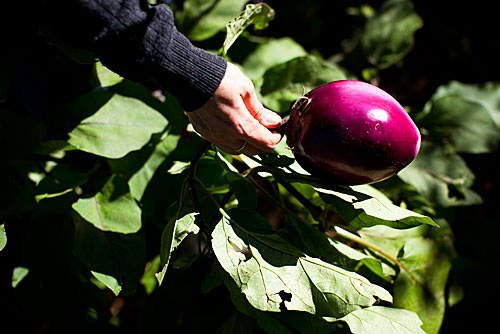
428, 80, 500, 128
221, 3, 275, 56
242, 37, 307, 81
12, 267, 29, 288
126, 134, 180, 201
72, 174, 142, 234
418, 90, 500, 154
140, 255, 161, 295
328, 238, 396, 282
393, 220, 455, 334
398, 141, 482, 207
317, 185, 437, 229
68, 93, 168, 158
156, 182, 200, 285
212, 213, 392, 318
361, 0, 423, 69
90, 271, 122, 296
92, 61, 123, 87
72, 212, 146, 296
260, 55, 348, 112
339, 306, 425, 334
184, 0, 248, 41
0, 224, 6, 251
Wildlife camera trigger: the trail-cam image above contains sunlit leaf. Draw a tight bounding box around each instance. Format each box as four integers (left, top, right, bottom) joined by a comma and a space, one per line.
72, 174, 142, 234
242, 37, 307, 80
0, 224, 6, 251
212, 213, 392, 318
68, 94, 168, 159
221, 3, 275, 56
339, 306, 425, 334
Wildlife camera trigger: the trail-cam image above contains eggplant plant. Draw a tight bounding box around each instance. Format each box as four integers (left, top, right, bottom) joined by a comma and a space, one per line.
2, 1, 500, 334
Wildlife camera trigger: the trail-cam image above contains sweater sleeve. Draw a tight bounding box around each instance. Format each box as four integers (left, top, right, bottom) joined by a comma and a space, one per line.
41, 0, 227, 111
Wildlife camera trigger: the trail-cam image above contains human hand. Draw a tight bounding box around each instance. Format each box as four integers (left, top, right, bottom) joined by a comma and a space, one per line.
187, 62, 282, 155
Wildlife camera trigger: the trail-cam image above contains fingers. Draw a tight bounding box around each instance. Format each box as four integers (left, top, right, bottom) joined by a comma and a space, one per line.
243, 85, 282, 128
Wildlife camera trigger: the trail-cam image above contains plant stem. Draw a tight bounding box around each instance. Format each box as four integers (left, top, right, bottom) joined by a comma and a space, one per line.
332, 227, 423, 287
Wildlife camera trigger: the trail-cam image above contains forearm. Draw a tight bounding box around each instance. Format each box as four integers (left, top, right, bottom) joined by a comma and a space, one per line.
40, 0, 227, 111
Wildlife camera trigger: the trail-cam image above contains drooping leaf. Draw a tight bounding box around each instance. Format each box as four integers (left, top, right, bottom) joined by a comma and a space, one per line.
68, 93, 168, 158
72, 212, 146, 296
221, 3, 275, 56
126, 134, 180, 201
260, 55, 348, 112
156, 181, 200, 285
361, 0, 423, 69
339, 306, 425, 334
317, 184, 437, 229
398, 141, 482, 207
212, 213, 392, 318
72, 174, 142, 234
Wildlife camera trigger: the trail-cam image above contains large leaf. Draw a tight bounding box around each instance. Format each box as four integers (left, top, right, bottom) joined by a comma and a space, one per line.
361, 0, 422, 69
220, 3, 275, 56
398, 141, 482, 207
212, 213, 392, 318
72, 174, 142, 234
242, 37, 307, 80
68, 93, 168, 158
72, 212, 146, 296
339, 306, 425, 334
259, 55, 348, 112
418, 87, 500, 154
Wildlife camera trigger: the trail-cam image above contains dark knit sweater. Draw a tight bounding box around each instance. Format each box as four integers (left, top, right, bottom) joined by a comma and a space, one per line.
41, 0, 228, 111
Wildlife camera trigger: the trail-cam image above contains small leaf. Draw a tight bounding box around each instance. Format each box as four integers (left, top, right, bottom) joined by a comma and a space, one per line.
93, 61, 123, 87
212, 213, 392, 318
12, 267, 29, 288
72, 174, 142, 234
90, 271, 122, 296
339, 306, 425, 334
68, 94, 168, 158
317, 185, 437, 229
0, 224, 6, 251
221, 3, 275, 56
156, 182, 200, 285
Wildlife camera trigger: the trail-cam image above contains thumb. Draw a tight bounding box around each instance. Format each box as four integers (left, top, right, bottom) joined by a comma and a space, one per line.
244, 90, 282, 127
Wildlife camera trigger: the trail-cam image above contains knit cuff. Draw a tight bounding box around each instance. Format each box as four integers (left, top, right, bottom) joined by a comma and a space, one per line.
155, 30, 227, 111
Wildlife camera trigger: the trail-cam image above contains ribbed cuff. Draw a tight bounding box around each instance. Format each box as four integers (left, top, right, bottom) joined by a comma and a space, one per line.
156, 30, 227, 111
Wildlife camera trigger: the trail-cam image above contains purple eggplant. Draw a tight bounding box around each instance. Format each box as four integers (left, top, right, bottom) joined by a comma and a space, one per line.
274, 80, 421, 185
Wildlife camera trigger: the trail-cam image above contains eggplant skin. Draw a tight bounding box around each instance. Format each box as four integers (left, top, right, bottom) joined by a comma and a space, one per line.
291, 80, 421, 185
